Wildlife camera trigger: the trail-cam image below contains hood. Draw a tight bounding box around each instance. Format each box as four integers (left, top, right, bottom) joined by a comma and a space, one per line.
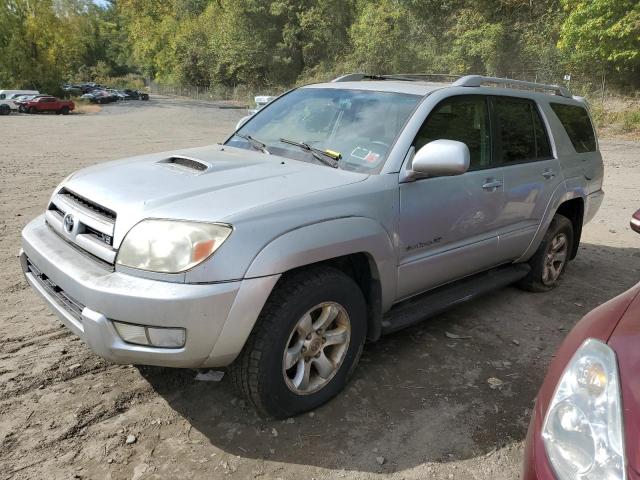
60, 144, 368, 246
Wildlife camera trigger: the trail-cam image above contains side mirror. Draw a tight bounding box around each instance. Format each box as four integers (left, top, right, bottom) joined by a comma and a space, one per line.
235, 115, 252, 131
411, 139, 470, 177
631, 209, 640, 234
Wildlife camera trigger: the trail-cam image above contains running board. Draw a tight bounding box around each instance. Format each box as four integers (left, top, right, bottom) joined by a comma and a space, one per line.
381, 264, 530, 335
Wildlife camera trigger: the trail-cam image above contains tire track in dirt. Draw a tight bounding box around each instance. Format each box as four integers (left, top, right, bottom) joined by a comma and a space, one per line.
0, 328, 73, 355
0, 352, 111, 400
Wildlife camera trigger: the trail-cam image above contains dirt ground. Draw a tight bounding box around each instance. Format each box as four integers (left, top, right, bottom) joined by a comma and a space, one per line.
1, 97, 639, 480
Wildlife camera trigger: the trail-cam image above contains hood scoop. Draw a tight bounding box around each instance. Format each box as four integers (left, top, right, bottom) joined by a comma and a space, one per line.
157, 156, 209, 173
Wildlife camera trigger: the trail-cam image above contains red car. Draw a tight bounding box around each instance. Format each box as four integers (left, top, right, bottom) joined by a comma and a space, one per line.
24, 96, 74, 115
523, 208, 640, 480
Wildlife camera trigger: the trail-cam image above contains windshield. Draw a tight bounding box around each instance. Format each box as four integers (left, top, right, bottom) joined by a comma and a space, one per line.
226, 87, 421, 173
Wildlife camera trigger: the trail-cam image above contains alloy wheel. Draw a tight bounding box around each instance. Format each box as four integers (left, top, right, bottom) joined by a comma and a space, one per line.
542, 233, 568, 285
282, 302, 351, 395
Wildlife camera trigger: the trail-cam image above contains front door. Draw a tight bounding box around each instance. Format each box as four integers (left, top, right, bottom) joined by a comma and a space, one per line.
398, 95, 505, 300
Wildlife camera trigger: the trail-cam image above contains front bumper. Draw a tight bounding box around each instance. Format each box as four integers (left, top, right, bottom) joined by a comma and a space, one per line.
21, 215, 279, 368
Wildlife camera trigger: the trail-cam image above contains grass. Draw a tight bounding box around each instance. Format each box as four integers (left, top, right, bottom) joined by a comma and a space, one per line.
589, 97, 640, 139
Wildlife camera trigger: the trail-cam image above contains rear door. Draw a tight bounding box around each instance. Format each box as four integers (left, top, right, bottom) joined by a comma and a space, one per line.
490, 96, 563, 260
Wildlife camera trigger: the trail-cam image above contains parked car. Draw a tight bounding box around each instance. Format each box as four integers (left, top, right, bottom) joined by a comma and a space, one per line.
107, 89, 127, 100
123, 89, 149, 100
248, 95, 276, 115
522, 207, 640, 480
81, 89, 117, 104
62, 84, 84, 96
20, 74, 604, 417
14, 94, 45, 112
23, 96, 74, 114
0, 89, 39, 111
631, 208, 640, 233
236, 95, 277, 128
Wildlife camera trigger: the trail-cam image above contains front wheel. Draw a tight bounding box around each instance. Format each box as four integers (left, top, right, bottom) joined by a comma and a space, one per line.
28, 106, 37, 114
230, 266, 367, 418
517, 214, 573, 292
60, 106, 70, 115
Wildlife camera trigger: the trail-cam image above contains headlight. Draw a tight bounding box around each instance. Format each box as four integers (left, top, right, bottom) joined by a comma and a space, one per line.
542, 338, 626, 480
116, 219, 232, 273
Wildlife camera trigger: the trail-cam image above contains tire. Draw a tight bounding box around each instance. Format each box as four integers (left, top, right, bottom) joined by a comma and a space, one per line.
0, 105, 10, 115
517, 214, 573, 292
28, 106, 37, 114
229, 266, 367, 418
60, 106, 70, 115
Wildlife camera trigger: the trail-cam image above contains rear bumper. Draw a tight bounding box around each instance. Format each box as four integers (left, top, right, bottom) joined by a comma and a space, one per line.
21, 215, 279, 368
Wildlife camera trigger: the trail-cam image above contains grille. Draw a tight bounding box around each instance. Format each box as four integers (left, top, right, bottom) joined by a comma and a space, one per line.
27, 258, 84, 321
46, 189, 117, 264
58, 188, 117, 222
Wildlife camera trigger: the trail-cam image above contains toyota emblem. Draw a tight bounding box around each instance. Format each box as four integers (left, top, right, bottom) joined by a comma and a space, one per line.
63, 213, 75, 234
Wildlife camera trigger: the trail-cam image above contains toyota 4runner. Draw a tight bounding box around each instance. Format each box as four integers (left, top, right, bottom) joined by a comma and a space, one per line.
20, 74, 604, 417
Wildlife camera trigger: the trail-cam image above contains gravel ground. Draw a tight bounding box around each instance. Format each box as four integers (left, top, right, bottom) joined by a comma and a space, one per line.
1, 97, 638, 480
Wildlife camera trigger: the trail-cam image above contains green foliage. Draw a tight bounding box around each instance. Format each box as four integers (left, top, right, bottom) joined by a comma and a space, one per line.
0, 0, 638, 92
559, 0, 640, 77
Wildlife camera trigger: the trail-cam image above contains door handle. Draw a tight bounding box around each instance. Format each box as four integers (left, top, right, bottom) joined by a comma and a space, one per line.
542, 169, 555, 179
482, 179, 503, 191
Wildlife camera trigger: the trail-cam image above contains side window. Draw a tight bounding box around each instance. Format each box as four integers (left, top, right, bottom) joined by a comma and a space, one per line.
412, 95, 491, 170
0, 94, 5, 99
493, 97, 552, 164
550, 103, 596, 153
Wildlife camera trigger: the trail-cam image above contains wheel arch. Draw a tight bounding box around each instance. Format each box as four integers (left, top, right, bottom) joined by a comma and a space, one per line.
517, 180, 587, 262
555, 197, 584, 260
244, 217, 397, 341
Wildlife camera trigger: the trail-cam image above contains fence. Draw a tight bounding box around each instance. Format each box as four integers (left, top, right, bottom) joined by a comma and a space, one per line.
147, 81, 268, 106
147, 71, 628, 108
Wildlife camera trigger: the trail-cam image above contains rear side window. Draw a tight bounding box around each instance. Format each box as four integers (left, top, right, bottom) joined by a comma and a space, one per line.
493, 97, 552, 164
550, 103, 596, 153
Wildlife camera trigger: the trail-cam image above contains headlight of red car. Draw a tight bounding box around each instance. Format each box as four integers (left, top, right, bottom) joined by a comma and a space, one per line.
542, 338, 626, 480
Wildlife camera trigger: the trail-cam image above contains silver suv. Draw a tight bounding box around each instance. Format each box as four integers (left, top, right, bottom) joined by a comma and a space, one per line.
20, 74, 604, 417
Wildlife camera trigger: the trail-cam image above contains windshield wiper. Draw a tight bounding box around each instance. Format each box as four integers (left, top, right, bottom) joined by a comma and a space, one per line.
279, 138, 342, 168
235, 133, 271, 154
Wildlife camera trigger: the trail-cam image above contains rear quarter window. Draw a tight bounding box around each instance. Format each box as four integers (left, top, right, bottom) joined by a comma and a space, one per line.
550, 103, 596, 153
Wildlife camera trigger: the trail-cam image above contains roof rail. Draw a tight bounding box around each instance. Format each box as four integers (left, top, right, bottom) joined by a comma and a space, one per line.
331, 73, 460, 83
332, 73, 371, 82
452, 75, 571, 98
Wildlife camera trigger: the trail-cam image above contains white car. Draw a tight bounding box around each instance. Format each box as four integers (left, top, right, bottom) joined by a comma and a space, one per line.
0, 89, 39, 111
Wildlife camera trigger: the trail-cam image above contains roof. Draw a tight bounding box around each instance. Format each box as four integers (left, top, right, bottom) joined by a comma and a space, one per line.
304, 74, 575, 101
304, 80, 449, 96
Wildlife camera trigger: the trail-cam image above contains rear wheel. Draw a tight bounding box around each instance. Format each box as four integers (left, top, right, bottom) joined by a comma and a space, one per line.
517, 214, 573, 292
60, 106, 70, 115
230, 266, 367, 418
0, 104, 10, 115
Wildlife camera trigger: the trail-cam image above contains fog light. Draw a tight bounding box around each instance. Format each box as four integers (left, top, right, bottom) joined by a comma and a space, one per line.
113, 321, 149, 346
112, 321, 186, 348
147, 327, 186, 348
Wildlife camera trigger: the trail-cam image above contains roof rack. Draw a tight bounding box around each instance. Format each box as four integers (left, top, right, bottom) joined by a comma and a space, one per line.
452, 75, 571, 98
332, 73, 460, 83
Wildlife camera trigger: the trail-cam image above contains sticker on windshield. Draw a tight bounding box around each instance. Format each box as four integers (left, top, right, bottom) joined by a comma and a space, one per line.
351, 147, 380, 163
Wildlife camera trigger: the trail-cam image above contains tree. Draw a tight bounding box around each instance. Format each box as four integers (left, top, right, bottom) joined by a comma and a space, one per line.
559, 0, 639, 86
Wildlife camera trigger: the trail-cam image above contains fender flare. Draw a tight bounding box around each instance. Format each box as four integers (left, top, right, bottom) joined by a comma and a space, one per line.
245, 216, 397, 313
516, 176, 587, 262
